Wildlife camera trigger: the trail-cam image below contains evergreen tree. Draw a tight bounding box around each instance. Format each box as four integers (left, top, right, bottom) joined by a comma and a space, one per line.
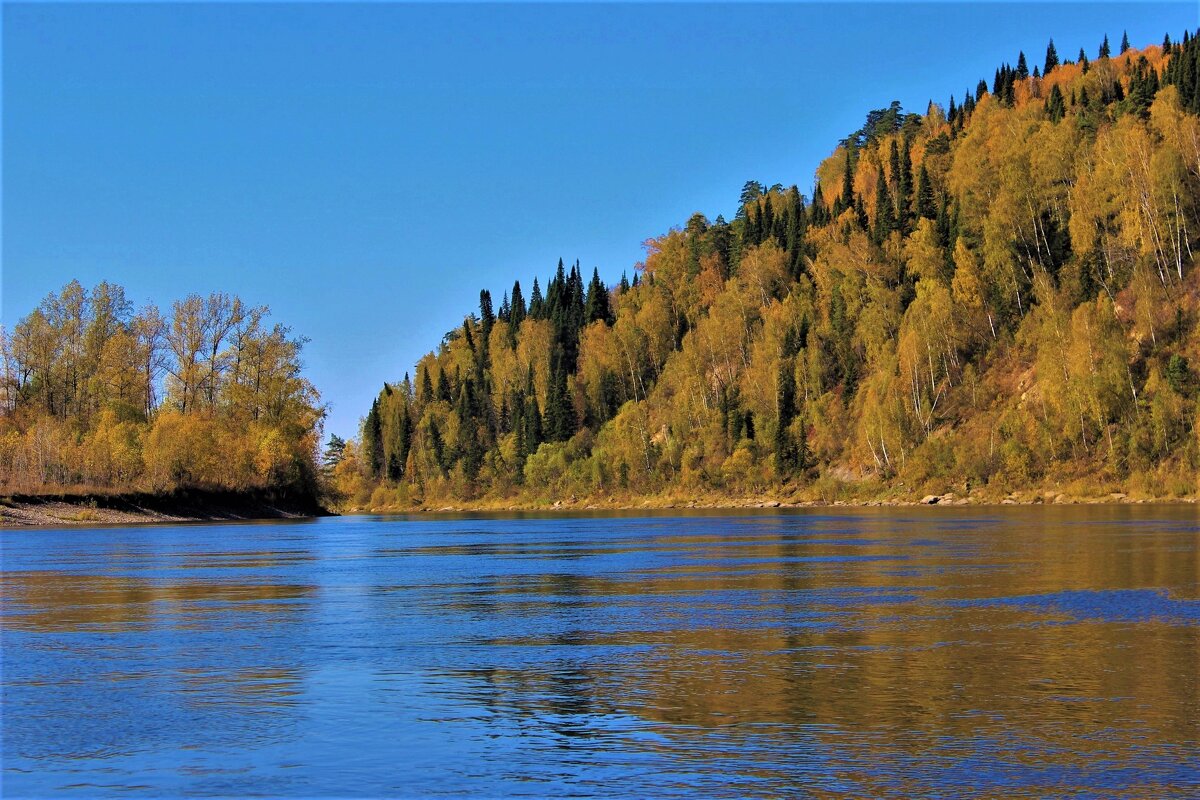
510, 280, 527, 327
1016, 51, 1029, 80
363, 398, 384, 479
428, 418, 448, 476
420, 367, 434, 403
875, 173, 896, 242
529, 278, 544, 318
976, 79, 988, 100
1120, 30, 1130, 54
479, 290, 494, 339
542, 359, 574, 442
898, 139, 914, 233
736, 180, 764, 219
1044, 38, 1059, 74
774, 358, 798, 478
916, 163, 935, 220
841, 148, 855, 209
322, 434, 346, 473
1100, 34, 1111, 59
1046, 83, 1066, 122
585, 267, 613, 325
1079, 48, 1090, 73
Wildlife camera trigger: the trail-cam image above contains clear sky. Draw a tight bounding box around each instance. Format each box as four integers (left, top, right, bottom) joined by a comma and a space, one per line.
3, 2, 1196, 440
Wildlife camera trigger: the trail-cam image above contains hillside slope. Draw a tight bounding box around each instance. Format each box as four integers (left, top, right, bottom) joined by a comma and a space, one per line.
340, 31, 1200, 508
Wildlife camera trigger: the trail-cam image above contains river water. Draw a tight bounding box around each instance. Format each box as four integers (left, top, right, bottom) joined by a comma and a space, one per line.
3, 508, 1198, 797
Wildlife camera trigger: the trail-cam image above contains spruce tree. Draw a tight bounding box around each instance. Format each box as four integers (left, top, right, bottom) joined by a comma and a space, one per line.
1044, 38, 1059, 74
529, 278, 544, 318
585, 267, 612, 325
511, 281, 527, 327
875, 177, 896, 242
916, 164, 935, 220
479, 290, 494, 338
420, 368, 434, 403
1120, 31, 1130, 54
1016, 51, 1029, 79
428, 418, 447, 476
1046, 83, 1066, 122
774, 358, 798, 478
1100, 34, 1111, 59
898, 140, 914, 233
363, 399, 384, 479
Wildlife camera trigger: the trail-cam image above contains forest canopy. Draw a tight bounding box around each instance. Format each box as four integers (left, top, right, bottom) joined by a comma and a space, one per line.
0, 281, 324, 495
339, 31, 1200, 507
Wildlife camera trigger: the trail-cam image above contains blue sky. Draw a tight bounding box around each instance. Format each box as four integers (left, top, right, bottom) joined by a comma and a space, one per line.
3, 2, 1196, 440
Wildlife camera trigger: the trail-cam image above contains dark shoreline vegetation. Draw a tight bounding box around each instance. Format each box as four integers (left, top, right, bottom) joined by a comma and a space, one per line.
335, 32, 1200, 513
0, 488, 330, 527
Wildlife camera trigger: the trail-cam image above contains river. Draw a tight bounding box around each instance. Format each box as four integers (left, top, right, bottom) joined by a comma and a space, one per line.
3, 507, 1198, 797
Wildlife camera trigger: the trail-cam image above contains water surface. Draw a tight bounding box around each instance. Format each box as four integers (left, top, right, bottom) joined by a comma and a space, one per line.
3, 507, 1199, 797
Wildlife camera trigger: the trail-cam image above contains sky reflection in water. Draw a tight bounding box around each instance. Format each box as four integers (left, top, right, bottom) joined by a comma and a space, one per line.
2, 507, 1198, 797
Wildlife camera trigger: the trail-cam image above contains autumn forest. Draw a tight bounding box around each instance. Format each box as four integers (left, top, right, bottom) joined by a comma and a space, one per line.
5, 31, 1200, 510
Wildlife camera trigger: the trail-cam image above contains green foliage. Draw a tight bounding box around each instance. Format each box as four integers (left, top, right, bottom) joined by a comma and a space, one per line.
348, 31, 1200, 506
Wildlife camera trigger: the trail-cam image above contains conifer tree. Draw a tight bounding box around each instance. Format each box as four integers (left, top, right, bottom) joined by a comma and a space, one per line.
1100, 34, 1110, 58
420, 368, 434, 403
1120, 30, 1130, 54
479, 290, 494, 338
840, 149, 855, 209
875, 176, 896, 242
363, 398, 383, 479
510, 280, 527, 327
322, 435, 346, 473
916, 164, 935, 220
529, 278, 544, 318
898, 140, 914, 233
774, 358, 798, 478
1044, 38, 1059, 74
585, 268, 612, 325
1016, 51, 1029, 79
427, 418, 447, 476
1046, 83, 1066, 122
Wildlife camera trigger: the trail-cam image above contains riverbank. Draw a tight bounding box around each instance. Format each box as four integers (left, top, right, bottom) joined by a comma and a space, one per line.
348, 486, 1199, 514
0, 489, 333, 527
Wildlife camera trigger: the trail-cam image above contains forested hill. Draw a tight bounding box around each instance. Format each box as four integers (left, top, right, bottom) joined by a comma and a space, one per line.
339, 31, 1200, 507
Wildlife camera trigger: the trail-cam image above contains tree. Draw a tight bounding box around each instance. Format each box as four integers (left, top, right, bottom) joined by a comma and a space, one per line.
362, 398, 383, 479
1046, 84, 1067, 122
585, 268, 613, 325
774, 358, 799, 477
323, 434, 346, 473
1044, 38, 1059, 74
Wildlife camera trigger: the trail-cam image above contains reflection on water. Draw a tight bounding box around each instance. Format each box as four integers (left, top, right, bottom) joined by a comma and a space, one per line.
2, 507, 1198, 797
